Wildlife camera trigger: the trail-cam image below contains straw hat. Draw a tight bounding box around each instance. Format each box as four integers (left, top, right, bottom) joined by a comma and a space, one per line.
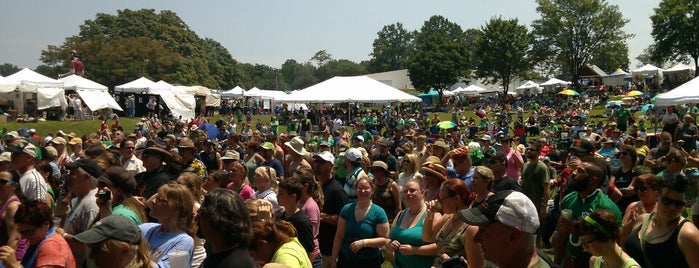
421, 162, 448, 182
284, 136, 307, 155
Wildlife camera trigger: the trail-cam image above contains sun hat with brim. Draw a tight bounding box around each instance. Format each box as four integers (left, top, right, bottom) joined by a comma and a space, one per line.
421, 162, 448, 182
97, 166, 137, 195
433, 140, 448, 150
65, 159, 104, 179
177, 138, 196, 149
220, 150, 241, 161
44, 146, 58, 159
73, 215, 141, 244
284, 136, 307, 155
458, 190, 539, 234
0, 152, 11, 163
261, 142, 276, 150
570, 138, 595, 154
370, 161, 389, 174
8, 139, 38, 158
142, 146, 175, 163
68, 138, 83, 145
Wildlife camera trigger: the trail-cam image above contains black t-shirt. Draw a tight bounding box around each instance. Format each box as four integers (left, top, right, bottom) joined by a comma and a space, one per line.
200, 151, 219, 172
277, 209, 314, 254
613, 167, 640, 213
319, 179, 349, 255
492, 175, 522, 193
201, 247, 256, 268
372, 153, 399, 173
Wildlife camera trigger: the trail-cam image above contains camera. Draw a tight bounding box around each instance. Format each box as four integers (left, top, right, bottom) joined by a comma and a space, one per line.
98, 189, 111, 201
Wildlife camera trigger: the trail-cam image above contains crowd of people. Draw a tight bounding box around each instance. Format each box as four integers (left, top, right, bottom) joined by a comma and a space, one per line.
1, 97, 699, 268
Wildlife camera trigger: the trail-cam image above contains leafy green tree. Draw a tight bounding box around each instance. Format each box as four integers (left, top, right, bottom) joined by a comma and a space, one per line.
368, 23, 415, 73
651, 0, 699, 76
635, 45, 679, 69
531, 0, 632, 87
475, 17, 531, 96
280, 59, 317, 90
37, 9, 241, 90
407, 15, 469, 103
315, 59, 367, 81
0, 63, 20, 76
311, 50, 333, 67
590, 41, 629, 73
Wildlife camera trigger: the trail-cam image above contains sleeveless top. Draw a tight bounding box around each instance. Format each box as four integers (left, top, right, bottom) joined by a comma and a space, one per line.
624, 212, 690, 268
0, 197, 28, 262
434, 215, 468, 267
390, 209, 433, 268
593, 256, 640, 268
372, 179, 397, 220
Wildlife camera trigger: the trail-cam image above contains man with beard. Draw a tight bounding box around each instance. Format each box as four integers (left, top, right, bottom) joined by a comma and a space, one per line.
552, 158, 622, 268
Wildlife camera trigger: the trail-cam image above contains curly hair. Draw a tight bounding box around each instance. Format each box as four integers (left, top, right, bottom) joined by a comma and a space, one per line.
15, 200, 52, 227
200, 189, 252, 246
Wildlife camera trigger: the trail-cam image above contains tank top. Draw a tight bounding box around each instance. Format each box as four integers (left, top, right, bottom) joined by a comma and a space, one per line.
0, 197, 27, 261
624, 212, 690, 268
593, 256, 640, 268
390, 209, 433, 268
372, 179, 397, 220
434, 216, 468, 267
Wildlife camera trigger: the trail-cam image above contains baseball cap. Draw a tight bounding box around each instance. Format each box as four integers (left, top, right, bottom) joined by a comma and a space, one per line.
0, 152, 11, 163
345, 148, 362, 162
98, 166, 137, 194
570, 138, 595, 154
220, 150, 241, 161
50, 137, 67, 145
313, 151, 335, 163
458, 190, 539, 234
8, 139, 38, 158
261, 142, 276, 150
73, 215, 141, 244
354, 135, 364, 142
486, 151, 507, 165
65, 159, 104, 178
481, 134, 492, 141
68, 138, 83, 145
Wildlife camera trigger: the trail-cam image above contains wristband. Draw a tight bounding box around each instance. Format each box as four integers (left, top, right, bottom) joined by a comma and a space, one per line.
362, 239, 366, 248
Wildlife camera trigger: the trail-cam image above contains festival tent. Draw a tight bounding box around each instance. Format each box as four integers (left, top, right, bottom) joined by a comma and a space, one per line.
244, 87, 264, 97
664, 63, 695, 73
632, 64, 664, 74
515, 81, 541, 95
176, 85, 211, 96
2, 68, 66, 114
220, 86, 245, 97
516, 81, 540, 90
609, 68, 631, 77
58, 75, 122, 112
280, 75, 421, 103
540, 78, 572, 87
4, 68, 64, 92
206, 93, 221, 107
654, 76, 699, 106
453, 85, 485, 95
114, 77, 157, 93
0, 75, 20, 93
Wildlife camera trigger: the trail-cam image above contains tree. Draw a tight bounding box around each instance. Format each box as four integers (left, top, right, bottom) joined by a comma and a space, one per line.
651, 0, 699, 76
367, 23, 415, 73
315, 59, 367, 81
280, 59, 318, 90
0, 63, 20, 76
311, 50, 333, 67
406, 15, 469, 104
531, 0, 632, 87
635, 45, 679, 69
474, 17, 532, 97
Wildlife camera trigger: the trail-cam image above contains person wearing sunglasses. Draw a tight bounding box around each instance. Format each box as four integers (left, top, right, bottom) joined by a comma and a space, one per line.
572, 209, 640, 268
624, 173, 699, 268
0, 170, 26, 263
620, 174, 659, 243
609, 145, 640, 213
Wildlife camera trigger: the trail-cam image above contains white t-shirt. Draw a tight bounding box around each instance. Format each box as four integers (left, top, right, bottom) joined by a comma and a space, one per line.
19, 168, 47, 201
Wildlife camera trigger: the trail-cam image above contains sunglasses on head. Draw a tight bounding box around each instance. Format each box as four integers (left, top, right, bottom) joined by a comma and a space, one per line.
660, 196, 686, 208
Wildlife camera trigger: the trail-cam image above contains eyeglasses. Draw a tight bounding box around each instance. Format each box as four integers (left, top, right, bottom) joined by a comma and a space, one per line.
634, 186, 648, 193
124, 147, 135, 150
356, 186, 372, 191
660, 196, 686, 208
0, 180, 14, 186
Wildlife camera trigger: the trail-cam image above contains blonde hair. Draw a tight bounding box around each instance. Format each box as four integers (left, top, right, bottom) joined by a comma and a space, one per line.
255, 166, 278, 191
156, 182, 196, 239
403, 154, 419, 174
177, 172, 204, 202
95, 238, 152, 268
245, 199, 273, 222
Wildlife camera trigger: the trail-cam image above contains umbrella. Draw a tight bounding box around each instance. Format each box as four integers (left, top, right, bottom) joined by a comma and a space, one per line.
198, 123, 218, 139
642, 104, 655, 113
625, 90, 644, 97
437, 121, 456, 129
558, 89, 580, 96
605, 101, 621, 109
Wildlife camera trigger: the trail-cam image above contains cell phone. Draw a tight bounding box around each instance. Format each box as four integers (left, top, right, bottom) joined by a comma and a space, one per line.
98, 189, 111, 201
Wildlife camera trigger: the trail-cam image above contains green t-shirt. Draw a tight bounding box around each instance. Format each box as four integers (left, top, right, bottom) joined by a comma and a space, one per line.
561, 190, 622, 258
270, 238, 312, 268
339, 202, 388, 260
521, 161, 549, 211
615, 108, 631, 126
112, 204, 143, 225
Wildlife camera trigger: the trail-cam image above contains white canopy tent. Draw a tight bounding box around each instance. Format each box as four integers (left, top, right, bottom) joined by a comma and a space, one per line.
244, 87, 264, 97
5, 68, 64, 92
609, 68, 631, 77
452, 85, 488, 95
664, 63, 695, 73
220, 86, 245, 97
0, 75, 20, 93
58, 75, 122, 112
2, 68, 66, 114
655, 76, 699, 106
632, 64, 664, 74
176, 85, 211, 96
115, 77, 157, 93
115, 77, 195, 119
540, 78, 572, 87
280, 75, 421, 103
515, 80, 541, 95
206, 93, 221, 107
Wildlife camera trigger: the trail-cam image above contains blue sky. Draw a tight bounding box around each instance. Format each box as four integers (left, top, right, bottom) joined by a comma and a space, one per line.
0, 0, 659, 71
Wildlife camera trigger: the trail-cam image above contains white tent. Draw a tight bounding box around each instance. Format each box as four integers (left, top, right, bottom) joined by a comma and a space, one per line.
609, 68, 631, 77
516, 80, 540, 90
244, 87, 264, 97
36, 88, 68, 110
3, 68, 65, 113
176, 85, 211, 96
664, 63, 695, 73
0, 75, 19, 93
452, 85, 487, 95
5, 68, 63, 92
280, 76, 421, 103
632, 64, 664, 74
59, 75, 107, 91
655, 76, 699, 106
115, 77, 157, 93
220, 86, 245, 97
206, 93, 221, 107
540, 78, 572, 87
75, 90, 123, 111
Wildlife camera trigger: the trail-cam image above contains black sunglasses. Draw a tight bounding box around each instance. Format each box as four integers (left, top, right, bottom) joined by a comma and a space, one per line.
0, 180, 14, 186
660, 196, 686, 208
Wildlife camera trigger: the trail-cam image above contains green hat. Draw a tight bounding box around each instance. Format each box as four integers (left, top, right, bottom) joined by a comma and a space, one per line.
261, 142, 275, 150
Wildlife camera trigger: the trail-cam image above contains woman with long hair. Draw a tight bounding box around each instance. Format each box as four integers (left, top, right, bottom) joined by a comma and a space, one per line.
370, 161, 401, 222
253, 166, 282, 216
226, 160, 253, 201
97, 166, 148, 225
142, 182, 196, 267
422, 179, 477, 268
610, 145, 640, 212
74, 215, 154, 268
574, 209, 640, 268
176, 172, 204, 204
295, 167, 323, 267
624, 174, 699, 267
388, 179, 436, 268
621, 174, 660, 243
397, 154, 423, 190
331, 177, 390, 268
250, 220, 311, 268
0, 200, 75, 268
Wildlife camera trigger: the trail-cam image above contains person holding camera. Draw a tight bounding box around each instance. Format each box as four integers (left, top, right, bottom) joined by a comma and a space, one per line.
95, 166, 148, 225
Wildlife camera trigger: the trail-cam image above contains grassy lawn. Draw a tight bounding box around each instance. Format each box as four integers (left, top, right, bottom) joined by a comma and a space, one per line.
3, 106, 625, 139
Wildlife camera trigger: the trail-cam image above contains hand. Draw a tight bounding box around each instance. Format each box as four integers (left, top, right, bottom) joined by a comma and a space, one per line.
95, 187, 113, 208
0, 245, 19, 267
425, 200, 440, 213
398, 245, 415, 255
350, 239, 365, 253
134, 196, 148, 207
390, 240, 401, 250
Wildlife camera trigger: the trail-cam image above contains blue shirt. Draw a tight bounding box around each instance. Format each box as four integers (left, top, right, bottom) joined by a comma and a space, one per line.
140, 223, 194, 268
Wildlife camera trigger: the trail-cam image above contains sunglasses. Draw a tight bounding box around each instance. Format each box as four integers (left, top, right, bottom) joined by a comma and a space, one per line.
660, 196, 686, 208
634, 186, 648, 193
0, 180, 14, 186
